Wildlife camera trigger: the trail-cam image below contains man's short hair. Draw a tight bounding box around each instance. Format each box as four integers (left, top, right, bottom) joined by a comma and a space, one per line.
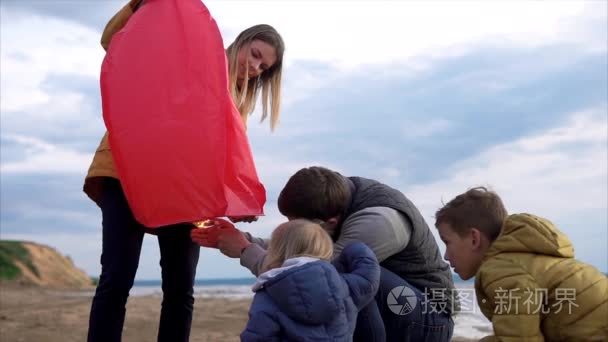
278, 166, 351, 221
435, 187, 507, 241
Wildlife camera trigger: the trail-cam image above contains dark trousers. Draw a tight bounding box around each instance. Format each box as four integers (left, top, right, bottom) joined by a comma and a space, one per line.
354, 297, 386, 342
87, 178, 200, 342
355, 267, 454, 342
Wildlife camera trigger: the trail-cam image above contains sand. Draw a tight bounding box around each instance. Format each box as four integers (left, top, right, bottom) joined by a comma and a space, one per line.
0, 284, 247, 342
0, 284, 477, 341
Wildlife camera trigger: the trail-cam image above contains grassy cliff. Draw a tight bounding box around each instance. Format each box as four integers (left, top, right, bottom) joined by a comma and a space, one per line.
0, 240, 94, 288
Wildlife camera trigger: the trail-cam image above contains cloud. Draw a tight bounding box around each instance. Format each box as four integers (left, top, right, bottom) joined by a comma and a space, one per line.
5, 0, 605, 67
0, 173, 101, 240
0, 0, 121, 32
0, 7, 108, 153
206, 0, 604, 68
245, 44, 607, 189
400, 107, 607, 270
0, 10, 104, 113
2, 1, 604, 150
1, 134, 92, 174
404, 107, 607, 217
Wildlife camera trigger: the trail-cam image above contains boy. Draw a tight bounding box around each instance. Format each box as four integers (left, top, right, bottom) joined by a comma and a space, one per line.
435, 187, 607, 342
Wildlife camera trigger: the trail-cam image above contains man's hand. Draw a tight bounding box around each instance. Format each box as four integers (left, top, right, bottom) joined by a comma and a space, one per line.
217, 226, 252, 258
228, 216, 258, 223
190, 218, 251, 258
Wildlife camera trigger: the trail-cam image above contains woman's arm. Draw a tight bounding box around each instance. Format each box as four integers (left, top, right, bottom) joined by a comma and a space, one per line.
100, 0, 143, 51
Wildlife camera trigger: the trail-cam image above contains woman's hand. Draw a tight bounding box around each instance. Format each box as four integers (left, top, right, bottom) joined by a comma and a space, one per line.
228, 216, 258, 223
190, 218, 251, 258
190, 225, 221, 248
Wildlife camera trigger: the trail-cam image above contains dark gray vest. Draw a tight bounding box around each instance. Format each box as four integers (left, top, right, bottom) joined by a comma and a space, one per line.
342, 177, 458, 313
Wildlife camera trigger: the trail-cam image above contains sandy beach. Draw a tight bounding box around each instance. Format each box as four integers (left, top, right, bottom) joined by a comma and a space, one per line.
0, 284, 478, 342
0, 284, 247, 342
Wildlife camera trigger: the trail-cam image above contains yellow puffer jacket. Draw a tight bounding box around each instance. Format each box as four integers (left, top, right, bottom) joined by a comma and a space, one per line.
475, 214, 607, 342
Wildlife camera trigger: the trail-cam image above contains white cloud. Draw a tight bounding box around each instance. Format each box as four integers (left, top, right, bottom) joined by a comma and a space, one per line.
385, 106, 608, 271
3, 199, 97, 228
279, 63, 345, 109
0, 10, 104, 113
2, 1, 603, 129
1, 134, 92, 174
206, 0, 603, 69
403, 106, 608, 224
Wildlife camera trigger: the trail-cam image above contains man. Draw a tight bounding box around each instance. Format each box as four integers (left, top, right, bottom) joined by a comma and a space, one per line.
193, 166, 457, 341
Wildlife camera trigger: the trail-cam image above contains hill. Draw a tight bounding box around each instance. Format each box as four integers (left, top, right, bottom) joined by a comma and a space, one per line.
0, 240, 94, 288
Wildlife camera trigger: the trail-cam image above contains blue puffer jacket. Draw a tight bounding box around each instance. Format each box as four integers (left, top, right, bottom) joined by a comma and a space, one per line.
241, 242, 380, 342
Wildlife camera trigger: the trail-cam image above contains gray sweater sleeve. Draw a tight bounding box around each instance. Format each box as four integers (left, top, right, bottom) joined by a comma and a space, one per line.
240, 243, 268, 277
244, 232, 269, 249
333, 207, 411, 263
240, 232, 270, 276
240, 206, 412, 275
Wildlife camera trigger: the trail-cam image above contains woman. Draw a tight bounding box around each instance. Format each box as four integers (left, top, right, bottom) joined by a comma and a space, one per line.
85, 1, 285, 341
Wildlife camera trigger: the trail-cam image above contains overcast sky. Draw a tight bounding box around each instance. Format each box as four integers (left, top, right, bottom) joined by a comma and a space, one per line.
1, 0, 606, 279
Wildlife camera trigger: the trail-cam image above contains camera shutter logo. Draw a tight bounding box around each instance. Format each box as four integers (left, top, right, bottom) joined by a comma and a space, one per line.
387, 286, 417, 315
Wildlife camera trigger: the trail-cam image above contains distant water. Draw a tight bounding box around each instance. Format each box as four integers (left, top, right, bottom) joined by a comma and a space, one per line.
131, 277, 256, 298
134, 277, 257, 287
130, 276, 474, 297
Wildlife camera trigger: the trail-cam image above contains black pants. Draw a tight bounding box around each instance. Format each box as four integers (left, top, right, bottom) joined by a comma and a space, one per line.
355, 267, 454, 342
87, 178, 200, 342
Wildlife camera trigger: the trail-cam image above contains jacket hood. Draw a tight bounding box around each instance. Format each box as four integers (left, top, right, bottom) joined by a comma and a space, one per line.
259, 260, 347, 325
485, 213, 574, 259
252, 256, 320, 291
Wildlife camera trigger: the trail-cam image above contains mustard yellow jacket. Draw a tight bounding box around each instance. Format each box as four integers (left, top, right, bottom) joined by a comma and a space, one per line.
475, 214, 607, 342
83, 0, 141, 205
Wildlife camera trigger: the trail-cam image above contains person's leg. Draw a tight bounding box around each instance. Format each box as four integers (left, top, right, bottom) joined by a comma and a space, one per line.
88, 178, 145, 342
414, 287, 454, 342
374, 267, 452, 342
446, 317, 454, 341
353, 300, 386, 342
156, 224, 200, 342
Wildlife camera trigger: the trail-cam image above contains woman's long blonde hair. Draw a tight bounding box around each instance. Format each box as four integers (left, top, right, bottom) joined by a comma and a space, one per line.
263, 219, 333, 272
226, 24, 284, 131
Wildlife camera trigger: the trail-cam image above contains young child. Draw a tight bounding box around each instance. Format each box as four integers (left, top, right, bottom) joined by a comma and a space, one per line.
240, 219, 381, 342
435, 187, 607, 342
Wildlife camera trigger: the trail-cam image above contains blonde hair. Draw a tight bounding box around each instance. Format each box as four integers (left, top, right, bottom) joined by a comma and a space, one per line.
226, 24, 284, 131
263, 219, 333, 272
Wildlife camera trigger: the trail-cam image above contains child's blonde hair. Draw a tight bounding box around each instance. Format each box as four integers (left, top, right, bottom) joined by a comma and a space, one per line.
263, 219, 333, 272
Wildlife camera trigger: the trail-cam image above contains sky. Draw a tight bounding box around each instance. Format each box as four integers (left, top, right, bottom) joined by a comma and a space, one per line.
1, 0, 606, 280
